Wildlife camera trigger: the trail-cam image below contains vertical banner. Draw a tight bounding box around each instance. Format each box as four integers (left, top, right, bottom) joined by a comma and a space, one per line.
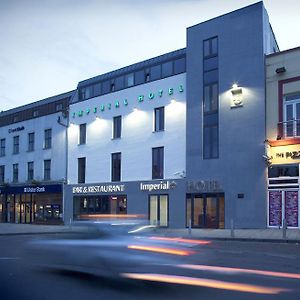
269, 191, 282, 227
285, 191, 299, 227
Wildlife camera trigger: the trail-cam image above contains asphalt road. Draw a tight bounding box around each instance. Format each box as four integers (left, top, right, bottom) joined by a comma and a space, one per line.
0, 234, 300, 300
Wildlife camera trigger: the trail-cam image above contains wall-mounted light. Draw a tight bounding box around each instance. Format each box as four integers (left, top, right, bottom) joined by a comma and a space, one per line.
231, 83, 243, 107
275, 67, 286, 74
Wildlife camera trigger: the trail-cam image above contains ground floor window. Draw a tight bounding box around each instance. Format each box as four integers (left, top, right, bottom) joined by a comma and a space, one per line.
0, 193, 62, 224
186, 193, 224, 229
268, 190, 299, 228
73, 195, 127, 219
149, 194, 168, 227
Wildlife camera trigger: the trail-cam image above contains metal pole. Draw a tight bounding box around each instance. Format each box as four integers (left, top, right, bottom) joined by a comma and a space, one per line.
230, 218, 235, 238
188, 218, 192, 235
282, 218, 287, 240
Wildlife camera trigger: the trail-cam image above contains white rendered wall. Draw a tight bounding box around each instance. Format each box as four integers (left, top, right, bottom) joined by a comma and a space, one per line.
68, 74, 186, 184
0, 113, 67, 183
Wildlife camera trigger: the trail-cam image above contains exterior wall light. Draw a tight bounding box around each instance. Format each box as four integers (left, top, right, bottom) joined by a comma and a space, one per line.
231, 84, 243, 108
275, 67, 286, 74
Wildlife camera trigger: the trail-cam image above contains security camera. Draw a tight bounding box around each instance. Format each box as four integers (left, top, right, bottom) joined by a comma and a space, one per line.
262, 155, 271, 160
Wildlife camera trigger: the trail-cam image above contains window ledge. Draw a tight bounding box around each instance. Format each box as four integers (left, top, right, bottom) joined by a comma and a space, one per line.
152, 130, 165, 133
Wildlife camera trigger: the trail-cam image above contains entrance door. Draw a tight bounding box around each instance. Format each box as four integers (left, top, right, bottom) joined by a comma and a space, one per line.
149, 195, 168, 227
186, 194, 224, 229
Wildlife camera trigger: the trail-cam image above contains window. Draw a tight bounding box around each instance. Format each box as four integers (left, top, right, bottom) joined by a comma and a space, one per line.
174, 57, 186, 74
55, 103, 63, 111
135, 70, 145, 85
79, 123, 87, 145
115, 76, 124, 91
203, 125, 218, 159
113, 116, 122, 139
101, 81, 110, 94
110, 82, 115, 92
13, 115, 19, 123
27, 161, 34, 181
0, 165, 4, 183
78, 157, 86, 184
150, 65, 161, 81
149, 195, 169, 227
145, 70, 150, 82
44, 129, 52, 149
154, 107, 165, 131
111, 152, 121, 182
28, 132, 34, 152
13, 136, 19, 154
94, 83, 101, 96
0, 139, 5, 156
13, 163, 18, 183
79, 86, 93, 100
44, 160, 51, 180
33, 110, 39, 117
203, 36, 218, 58
152, 147, 164, 179
162, 61, 173, 78
284, 93, 300, 137
125, 73, 134, 87
204, 83, 218, 113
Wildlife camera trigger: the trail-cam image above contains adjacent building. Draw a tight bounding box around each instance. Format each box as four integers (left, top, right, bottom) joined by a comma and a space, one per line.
266, 47, 300, 228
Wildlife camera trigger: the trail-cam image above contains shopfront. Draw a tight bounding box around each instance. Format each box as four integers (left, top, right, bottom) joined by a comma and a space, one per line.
0, 184, 63, 224
186, 180, 225, 229
267, 145, 300, 228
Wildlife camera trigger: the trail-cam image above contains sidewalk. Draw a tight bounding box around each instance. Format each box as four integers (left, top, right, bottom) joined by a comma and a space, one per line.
0, 223, 300, 243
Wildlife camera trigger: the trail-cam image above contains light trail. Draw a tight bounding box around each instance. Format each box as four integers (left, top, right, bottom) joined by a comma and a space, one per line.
127, 245, 195, 256
121, 273, 289, 294
149, 236, 211, 245
177, 264, 300, 280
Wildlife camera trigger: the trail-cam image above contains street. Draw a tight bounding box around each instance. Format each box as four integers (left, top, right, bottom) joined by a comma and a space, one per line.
0, 234, 300, 300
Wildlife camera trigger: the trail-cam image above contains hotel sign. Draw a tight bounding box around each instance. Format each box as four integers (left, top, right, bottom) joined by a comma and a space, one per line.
187, 180, 222, 193
140, 181, 176, 192
72, 184, 125, 194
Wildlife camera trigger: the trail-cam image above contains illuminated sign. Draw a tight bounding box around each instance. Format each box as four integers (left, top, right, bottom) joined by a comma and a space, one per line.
140, 181, 176, 192
72, 184, 125, 194
187, 180, 222, 192
8, 126, 25, 134
72, 84, 184, 118
24, 187, 45, 193
275, 151, 300, 160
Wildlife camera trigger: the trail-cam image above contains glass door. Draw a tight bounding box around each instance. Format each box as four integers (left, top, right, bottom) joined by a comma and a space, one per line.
149, 195, 169, 227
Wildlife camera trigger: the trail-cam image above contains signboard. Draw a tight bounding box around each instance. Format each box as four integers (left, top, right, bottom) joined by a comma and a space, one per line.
0, 184, 62, 195
8, 126, 25, 134
187, 180, 222, 193
140, 181, 176, 192
268, 191, 282, 227
285, 191, 298, 227
72, 184, 125, 194
268, 144, 300, 164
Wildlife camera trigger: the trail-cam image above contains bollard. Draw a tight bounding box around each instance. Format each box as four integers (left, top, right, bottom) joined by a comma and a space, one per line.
230, 218, 235, 238
188, 218, 192, 235
282, 219, 287, 240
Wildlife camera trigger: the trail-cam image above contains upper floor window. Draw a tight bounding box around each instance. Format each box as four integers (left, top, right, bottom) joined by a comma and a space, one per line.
78, 157, 86, 184
33, 110, 39, 117
0, 165, 4, 184
152, 147, 164, 179
125, 73, 134, 87
55, 103, 63, 111
203, 125, 219, 159
13, 136, 19, 154
283, 93, 300, 138
162, 61, 173, 78
44, 129, 52, 149
79, 123, 87, 145
113, 116, 121, 139
111, 152, 121, 182
27, 161, 34, 181
204, 83, 218, 113
13, 163, 18, 183
0, 138, 5, 157
28, 132, 35, 152
44, 159, 51, 180
154, 107, 165, 132
203, 37, 218, 58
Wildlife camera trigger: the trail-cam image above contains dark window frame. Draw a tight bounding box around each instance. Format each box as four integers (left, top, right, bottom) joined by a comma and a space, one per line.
154, 107, 165, 132
13, 163, 18, 183
27, 161, 34, 181
13, 135, 20, 154
44, 159, 51, 181
152, 147, 164, 179
0, 165, 5, 183
111, 152, 121, 182
0, 138, 5, 157
28, 132, 35, 152
79, 123, 87, 145
113, 116, 122, 139
44, 129, 52, 149
78, 157, 86, 184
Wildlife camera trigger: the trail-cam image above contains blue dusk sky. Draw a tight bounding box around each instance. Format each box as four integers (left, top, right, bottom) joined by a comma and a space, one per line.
0, 0, 298, 111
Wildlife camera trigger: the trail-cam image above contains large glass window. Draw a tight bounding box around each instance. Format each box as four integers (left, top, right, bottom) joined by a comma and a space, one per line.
203, 125, 218, 159
111, 152, 121, 182
13, 136, 19, 154
203, 36, 218, 58
13, 163, 18, 183
113, 116, 122, 139
102, 80, 110, 94
149, 195, 168, 227
44, 129, 52, 149
150, 65, 161, 81
154, 107, 165, 132
152, 147, 164, 179
284, 93, 300, 137
125, 73, 134, 87
44, 160, 51, 181
115, 76, 124, 91
0, 138, 5, 156
79, 123, 86, 145
204, 83, 218, 113
174, 57, 186, 74
0, 165, 4, 183
28, 132, 35, 152
27, 161, 34, 181
94, 83, 101, 96
78, 157, 86, 184
162, 61, 173, 78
